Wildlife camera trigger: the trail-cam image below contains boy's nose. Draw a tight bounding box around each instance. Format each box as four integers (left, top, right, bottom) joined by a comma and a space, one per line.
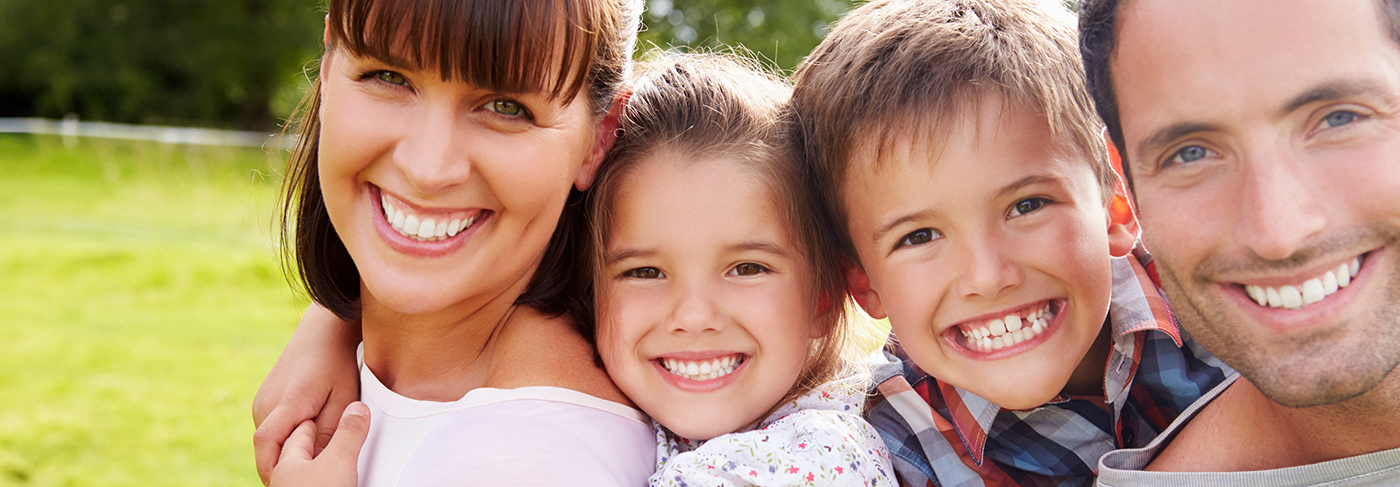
954, 238, 1023, 299
392, 103, 473, 194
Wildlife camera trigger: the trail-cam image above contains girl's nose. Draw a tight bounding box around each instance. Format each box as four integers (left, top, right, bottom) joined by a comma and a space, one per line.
669, 281, 725, 334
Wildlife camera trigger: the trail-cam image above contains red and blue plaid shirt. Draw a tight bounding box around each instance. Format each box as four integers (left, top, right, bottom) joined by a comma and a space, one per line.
864, 245, 1233, 487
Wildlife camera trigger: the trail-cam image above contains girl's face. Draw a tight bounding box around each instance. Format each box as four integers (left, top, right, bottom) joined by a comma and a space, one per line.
318, 48, 603, 317
595, 153, 821, 441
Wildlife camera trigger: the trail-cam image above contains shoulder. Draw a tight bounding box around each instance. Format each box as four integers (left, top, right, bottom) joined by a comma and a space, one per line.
485, 306, 634, 406
401, 399, 656, 486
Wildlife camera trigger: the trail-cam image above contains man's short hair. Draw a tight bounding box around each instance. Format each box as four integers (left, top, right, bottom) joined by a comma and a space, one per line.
1078, 0, 1400, 189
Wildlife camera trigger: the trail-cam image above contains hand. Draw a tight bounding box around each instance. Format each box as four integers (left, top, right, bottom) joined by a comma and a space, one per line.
253, 304, 362, 485
269, 402, 370, 487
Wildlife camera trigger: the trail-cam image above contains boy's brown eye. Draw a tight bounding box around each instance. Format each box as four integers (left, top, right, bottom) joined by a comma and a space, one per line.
1009, 198, 1048, 217
623, 267, 663, 279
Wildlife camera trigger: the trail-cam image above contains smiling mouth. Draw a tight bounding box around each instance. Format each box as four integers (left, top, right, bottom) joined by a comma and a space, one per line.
659, 354, 745, 382
1242, 255, 1364, 310
957, 301, 1059, 353
380, 192, 483, 242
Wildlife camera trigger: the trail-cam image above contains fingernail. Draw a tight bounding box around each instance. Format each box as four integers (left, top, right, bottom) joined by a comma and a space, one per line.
346, 402, 368, 417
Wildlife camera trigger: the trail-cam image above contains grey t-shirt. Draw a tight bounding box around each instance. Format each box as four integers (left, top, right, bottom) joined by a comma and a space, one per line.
1097, 373, 1400, 487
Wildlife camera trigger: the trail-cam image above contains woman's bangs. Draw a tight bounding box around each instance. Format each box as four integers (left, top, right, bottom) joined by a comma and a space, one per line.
329, 0, 595, 101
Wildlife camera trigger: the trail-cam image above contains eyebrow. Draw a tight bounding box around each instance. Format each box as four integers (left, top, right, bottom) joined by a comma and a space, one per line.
603, 240, 791, 266
1280, 79, 1391, 116
604, 247, 654, 265
995, 174, 1061, 200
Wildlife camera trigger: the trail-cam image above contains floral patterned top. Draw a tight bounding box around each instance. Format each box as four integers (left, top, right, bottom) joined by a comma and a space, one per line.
651, 379, 897, 487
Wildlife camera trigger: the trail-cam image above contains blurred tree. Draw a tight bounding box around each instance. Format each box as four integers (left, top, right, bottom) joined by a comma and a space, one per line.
637, 0, 853, 72
0, 0, 322, 130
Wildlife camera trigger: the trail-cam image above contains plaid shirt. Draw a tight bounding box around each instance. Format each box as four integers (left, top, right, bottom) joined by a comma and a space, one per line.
864, 245, 1233, 487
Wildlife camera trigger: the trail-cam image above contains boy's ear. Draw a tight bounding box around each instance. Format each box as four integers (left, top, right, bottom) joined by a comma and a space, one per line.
1106, 183, 1140, 258
845, 262, 887, 320
575, 89, 630, 191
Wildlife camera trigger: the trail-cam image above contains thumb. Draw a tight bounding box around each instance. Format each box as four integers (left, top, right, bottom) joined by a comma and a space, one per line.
318, 401, 370, 462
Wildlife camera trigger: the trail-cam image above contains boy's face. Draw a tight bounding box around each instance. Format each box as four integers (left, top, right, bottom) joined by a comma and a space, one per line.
843, 95, 1137, 409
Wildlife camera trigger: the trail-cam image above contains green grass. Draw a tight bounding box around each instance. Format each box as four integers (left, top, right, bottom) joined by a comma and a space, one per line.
0, 135, 307, 486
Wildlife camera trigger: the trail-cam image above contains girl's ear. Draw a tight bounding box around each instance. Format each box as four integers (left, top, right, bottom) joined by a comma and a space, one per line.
575, 89, 630, 191
845, 263, 887, 320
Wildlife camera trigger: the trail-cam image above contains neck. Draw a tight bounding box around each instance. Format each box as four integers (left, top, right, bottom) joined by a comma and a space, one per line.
1062, 318, 1113, 397
1248, 367, 1400, 465
359, 279, 528, 402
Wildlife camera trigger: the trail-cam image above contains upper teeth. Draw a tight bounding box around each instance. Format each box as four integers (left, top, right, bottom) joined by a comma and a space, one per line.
661, 355, 741, 382
960, 302, 1054, 352
382, 193, 477, 242
1244, 257, 1362, 310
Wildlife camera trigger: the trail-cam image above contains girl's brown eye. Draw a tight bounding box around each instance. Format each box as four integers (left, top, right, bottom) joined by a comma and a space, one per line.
730, 263, 768, 276
623, 267, 662, 279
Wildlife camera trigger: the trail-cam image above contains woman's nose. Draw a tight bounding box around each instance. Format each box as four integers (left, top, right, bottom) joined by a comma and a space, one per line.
392, 102, 473, 194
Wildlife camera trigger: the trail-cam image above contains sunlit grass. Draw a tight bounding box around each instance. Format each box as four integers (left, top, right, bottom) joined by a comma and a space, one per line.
0, 135, 306, 486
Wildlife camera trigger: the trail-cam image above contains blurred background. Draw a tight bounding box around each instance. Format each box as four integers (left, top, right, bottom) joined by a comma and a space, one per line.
0, 0, 852, 484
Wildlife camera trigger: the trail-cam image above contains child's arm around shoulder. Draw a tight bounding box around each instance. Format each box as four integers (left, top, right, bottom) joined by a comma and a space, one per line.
252, 304, 362, 485
654, 391, 898, 487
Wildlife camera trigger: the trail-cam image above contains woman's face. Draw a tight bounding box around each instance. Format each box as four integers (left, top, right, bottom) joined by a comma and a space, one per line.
318, 47, 604, 316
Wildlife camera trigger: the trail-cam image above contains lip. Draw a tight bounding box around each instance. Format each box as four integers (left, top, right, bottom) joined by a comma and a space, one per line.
943, 299, 1065, 360
1222, 249, 1381, 335
370, 184, 490, 258
652, 351, 749, 393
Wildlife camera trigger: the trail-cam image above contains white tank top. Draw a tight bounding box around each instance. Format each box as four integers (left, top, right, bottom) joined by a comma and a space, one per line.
356, 345, 655, 486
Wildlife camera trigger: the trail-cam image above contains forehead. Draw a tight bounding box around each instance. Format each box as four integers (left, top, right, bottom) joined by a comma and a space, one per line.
1112, 0, 1400, 150
609, 154, 787, 247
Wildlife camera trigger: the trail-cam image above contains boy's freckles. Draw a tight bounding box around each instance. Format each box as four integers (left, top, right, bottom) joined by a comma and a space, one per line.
842, 95, 1126, 409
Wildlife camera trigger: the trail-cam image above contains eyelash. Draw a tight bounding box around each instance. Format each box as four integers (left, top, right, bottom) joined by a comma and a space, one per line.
622, 267, 663, 279
359, 70, 534, 121
727, 262, 771, 277
1007, 197, 1051, 218
895, 228, 942, 250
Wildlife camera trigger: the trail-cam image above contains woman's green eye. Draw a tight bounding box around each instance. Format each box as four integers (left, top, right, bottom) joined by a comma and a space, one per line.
373, 71, 407, 85
488, 100, 525, 116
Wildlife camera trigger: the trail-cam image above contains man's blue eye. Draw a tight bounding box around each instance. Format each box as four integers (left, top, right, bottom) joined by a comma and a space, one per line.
1321, 110, 1360, 129
1172, 146, 1208, 164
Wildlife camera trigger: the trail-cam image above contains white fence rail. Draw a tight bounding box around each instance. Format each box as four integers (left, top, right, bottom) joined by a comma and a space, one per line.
0, 117, 293, 149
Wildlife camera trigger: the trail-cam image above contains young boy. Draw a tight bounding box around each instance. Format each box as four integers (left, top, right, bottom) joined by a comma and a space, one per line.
789, 0, 1232, 484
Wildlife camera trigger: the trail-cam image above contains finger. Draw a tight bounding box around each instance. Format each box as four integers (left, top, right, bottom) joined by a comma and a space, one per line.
281, 420, 318, 463
253, 406, 308, 485
319, 402, 370, 462
313, 386, 355, 455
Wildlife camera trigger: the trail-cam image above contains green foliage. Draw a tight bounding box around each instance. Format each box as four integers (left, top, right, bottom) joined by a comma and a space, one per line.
0, 0, 323, 130
638, 0, 854, 72
0, 135, 306, 485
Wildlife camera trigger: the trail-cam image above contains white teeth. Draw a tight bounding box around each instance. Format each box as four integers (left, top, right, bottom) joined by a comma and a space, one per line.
1004, 315, 1021, 332
404, 214, 420, 234
960, 302, 1056, 352
417, 218, 436, 238
989, 319, 1007, 336
1244, 256, 1365, 310
391, 210, 406, 229
662, 355, 741, 381
448, 219, 462, 237
380, 193, 480, 242
1301, 279, 1325, 307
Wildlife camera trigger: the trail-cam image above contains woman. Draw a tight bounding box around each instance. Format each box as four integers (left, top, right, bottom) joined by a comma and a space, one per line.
252, 0, 651, 485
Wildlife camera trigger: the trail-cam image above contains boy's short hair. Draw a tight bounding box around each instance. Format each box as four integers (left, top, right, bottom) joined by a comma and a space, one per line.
791, 0, 1111, 258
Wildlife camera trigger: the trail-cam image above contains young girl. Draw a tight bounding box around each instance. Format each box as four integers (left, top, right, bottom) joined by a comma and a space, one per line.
587, 52, 897, 486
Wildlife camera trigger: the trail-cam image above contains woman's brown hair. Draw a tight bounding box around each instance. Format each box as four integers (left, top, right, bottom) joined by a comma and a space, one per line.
277, 0, 641, 337
587, 52, 874, 423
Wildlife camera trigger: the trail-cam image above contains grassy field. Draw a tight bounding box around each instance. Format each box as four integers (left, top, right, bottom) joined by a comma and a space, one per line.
0, 134, 307, 485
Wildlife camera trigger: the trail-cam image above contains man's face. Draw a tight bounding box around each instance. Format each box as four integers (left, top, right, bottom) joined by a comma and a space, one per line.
1113, 0, 1400, 407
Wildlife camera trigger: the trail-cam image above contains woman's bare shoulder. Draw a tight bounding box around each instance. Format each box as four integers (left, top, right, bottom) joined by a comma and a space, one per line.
484, 306, 634, 407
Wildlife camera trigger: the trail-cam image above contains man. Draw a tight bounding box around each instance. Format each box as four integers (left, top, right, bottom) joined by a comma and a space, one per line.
1078, 0, 1400, 484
